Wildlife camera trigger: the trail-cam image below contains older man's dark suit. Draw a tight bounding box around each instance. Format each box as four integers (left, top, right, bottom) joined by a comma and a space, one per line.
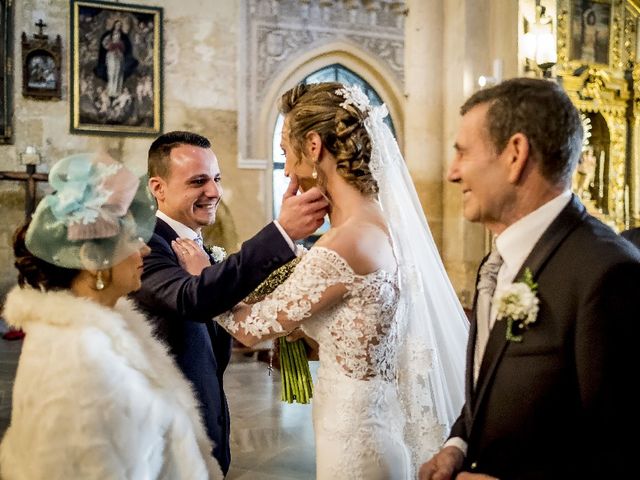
621, 227, 640, 249
449, 195, 640, 479
132, 218, 295, 474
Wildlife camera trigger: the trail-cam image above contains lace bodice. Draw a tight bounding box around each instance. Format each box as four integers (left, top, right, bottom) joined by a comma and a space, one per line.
218, 247, 400, 381
217, 84, 467, 478
217, 246, 449, 478
300, 247, 400, 381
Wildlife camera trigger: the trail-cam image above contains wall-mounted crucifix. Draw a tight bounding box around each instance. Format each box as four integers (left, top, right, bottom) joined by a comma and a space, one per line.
34, 19, 47, 37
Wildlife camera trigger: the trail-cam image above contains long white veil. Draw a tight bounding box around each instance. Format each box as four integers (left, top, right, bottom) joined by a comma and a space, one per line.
337, 86, 469, 470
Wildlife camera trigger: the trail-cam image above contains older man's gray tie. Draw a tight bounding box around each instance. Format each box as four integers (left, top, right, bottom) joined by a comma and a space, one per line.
473, 246, 503, 386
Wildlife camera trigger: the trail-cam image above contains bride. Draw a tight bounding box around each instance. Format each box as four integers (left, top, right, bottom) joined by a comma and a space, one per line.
174, 82, 468, 479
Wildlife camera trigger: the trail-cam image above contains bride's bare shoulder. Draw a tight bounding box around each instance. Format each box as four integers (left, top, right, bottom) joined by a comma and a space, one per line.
314, 219, 395, 275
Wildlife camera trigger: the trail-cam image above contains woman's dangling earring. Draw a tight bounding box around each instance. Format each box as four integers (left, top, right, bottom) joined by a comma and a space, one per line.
312, 163, 318, 180
96, 271, 105, 291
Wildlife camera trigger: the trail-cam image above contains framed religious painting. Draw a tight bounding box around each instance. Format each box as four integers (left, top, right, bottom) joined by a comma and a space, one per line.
0, 0, 13, 144
567, 0, 615, 67
70, 0, 163, 136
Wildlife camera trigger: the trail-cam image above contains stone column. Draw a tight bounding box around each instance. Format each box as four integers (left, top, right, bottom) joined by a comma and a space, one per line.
440, 0, 519, 307
404, 0, 445, 248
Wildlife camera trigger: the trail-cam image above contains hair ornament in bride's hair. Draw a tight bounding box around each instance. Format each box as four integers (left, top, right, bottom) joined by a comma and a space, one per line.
335, 84, 390, 180
335, 84, 390, 125
335, 84, 373, 115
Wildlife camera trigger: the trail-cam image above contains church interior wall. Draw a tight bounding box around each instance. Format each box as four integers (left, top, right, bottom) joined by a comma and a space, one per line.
0, 0, 620, 307
0, 0, 261, 301
0, 0, 412, 302
439, 0, 520, 307
404, 0, 444, 256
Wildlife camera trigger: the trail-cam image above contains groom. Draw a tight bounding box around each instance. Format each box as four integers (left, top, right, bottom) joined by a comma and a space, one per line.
133, 131, 328, 474
420, 79, 640, 479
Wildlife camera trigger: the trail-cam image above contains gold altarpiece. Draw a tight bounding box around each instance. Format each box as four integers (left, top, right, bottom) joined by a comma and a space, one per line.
556, 0, 640, 230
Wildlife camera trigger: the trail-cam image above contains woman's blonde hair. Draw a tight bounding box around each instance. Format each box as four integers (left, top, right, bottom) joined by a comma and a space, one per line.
279, 82, 378, 195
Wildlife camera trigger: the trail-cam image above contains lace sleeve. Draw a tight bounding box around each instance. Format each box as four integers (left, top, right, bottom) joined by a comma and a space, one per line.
216, 247, 353, 345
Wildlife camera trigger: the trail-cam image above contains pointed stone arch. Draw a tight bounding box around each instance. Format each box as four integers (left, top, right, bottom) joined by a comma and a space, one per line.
238, 39, 405, 170
256, 42, 405, 166
249, 42, 405, 223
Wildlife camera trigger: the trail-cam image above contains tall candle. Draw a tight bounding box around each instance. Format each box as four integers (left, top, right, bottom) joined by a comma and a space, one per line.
637, 18, 640, 62
598, 150, 605, 201
625, 185, 630, 228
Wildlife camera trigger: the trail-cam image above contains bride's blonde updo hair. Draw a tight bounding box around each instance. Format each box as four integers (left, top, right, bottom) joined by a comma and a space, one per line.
279, 82, 378, 196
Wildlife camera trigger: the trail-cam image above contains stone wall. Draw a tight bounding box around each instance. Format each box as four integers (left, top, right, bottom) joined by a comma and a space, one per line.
0, 0, 260, 301
0, 0, 522, 309
407, 0, 519, 307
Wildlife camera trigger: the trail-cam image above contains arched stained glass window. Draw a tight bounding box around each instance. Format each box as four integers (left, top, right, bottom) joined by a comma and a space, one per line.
272, 64, 395, 245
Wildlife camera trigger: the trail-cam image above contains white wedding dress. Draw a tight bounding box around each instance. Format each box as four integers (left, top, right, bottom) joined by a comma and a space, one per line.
219, 245, 444, 479
296, 247, 426, 479
219, 85, 468, 479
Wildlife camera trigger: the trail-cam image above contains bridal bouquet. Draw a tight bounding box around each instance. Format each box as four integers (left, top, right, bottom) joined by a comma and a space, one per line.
245, 257, 314, 404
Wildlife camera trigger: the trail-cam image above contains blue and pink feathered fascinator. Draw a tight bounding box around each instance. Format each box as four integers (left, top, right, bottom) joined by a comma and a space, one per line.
26, 152, 157, 270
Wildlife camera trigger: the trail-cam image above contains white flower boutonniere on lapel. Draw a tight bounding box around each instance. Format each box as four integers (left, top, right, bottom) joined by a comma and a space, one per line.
205, 245, 227, 263
494, 268, 539, 342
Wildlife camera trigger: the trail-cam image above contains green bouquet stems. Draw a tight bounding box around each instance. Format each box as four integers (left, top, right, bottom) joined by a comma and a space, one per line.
245, 257, 313, 404
280, 337, 313, 404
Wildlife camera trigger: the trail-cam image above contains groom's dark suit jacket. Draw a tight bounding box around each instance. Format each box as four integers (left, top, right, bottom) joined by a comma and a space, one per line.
132, 218, 295, 474
450, 195, 640, 479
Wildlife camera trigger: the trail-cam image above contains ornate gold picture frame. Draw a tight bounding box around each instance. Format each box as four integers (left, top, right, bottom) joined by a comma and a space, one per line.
0, 0, 13, 144
568, 0, 614, 67
556, 0, 639, 230
70, 0, 163, 136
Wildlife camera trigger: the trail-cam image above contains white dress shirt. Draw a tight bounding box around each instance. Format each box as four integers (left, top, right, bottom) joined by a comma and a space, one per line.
489, 190, 572, 328
156, 210, 200, 242
444, 190, 572, 457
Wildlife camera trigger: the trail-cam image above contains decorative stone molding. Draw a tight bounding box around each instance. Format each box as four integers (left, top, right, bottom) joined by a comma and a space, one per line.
238, 0, 406, 169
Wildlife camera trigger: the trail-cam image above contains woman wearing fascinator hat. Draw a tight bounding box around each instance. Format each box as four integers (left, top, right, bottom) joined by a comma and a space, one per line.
175, 83, 468, 478
0, 153, 223, 479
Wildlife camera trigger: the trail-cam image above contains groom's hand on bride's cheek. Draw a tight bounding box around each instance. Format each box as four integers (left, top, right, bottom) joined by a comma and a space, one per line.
278, 179, 329, 240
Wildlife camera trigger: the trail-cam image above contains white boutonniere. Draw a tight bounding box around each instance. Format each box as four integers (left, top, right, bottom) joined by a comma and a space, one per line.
494, 268, 539, 342
204, 245, 227, 263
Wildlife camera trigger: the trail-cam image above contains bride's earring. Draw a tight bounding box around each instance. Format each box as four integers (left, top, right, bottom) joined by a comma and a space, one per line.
96, 271, 105, 291
312, 164, 318, 180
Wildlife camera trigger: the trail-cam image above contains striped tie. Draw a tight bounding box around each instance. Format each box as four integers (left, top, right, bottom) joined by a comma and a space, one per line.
473, 246, 503, 385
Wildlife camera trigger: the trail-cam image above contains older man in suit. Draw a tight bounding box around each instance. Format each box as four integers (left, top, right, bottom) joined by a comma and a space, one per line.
420, 79, 640, 479
133, 131, 328, 474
